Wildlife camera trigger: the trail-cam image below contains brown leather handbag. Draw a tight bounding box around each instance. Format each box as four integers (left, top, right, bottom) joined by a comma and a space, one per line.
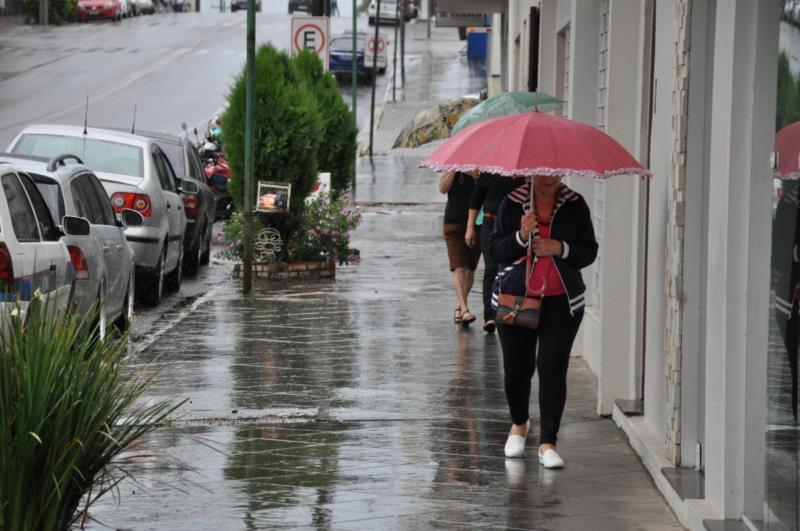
495, 249, 544, 330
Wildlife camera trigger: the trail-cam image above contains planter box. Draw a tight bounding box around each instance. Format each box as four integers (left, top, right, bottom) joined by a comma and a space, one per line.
232, 259, 335, 281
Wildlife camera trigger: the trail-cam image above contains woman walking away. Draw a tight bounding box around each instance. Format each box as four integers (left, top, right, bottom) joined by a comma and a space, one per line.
489, 175, 597, 467
465, 173, 525, 334
440, 171, 481, 327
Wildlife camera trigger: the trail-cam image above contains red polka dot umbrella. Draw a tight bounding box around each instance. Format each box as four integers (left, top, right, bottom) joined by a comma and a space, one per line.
775, 121, 800, 180
419, 110, 651, 179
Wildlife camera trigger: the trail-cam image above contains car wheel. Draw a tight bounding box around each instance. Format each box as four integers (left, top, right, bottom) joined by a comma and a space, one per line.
115, 267, 135, 333
165, 249, 183, 293
184, 243, 200, 276
142, 246, 166, 306
200, 231, 211, 266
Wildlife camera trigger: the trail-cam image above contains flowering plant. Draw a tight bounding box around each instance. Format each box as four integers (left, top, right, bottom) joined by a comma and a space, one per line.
292, 193, 361, 263
219, 211, 264, 261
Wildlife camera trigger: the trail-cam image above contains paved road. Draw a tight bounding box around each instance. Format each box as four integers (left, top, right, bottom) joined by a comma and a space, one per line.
0, 10, 394, 336
0, 11, 390, 148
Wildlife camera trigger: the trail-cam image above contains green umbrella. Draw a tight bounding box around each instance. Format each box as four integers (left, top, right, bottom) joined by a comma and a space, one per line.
392, 97, 479, 149
450, 91, 563, 136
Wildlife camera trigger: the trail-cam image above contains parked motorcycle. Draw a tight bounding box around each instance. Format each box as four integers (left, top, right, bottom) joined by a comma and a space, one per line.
193, 128, 234, 221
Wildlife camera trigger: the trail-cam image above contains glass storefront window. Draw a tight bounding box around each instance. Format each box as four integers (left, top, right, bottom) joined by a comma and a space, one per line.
752, 4, 800, 528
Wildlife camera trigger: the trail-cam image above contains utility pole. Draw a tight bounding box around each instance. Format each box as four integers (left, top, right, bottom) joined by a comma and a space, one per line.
400, 5, 405, 87
392, 2, 398, 102
368, 0, 380, 158
351, 0, 357, 190
426, 0, 431, 39
242, 0, 256, 294
39, 0, 48, 25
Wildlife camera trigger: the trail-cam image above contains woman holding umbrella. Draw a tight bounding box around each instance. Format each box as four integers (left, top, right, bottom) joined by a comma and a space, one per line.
421, 109, 649, 467
490, 175, 597, 466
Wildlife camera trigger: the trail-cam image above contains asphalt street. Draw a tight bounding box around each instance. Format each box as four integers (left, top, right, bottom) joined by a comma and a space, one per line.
0, 9, 394, 336
0, 10, 391, 148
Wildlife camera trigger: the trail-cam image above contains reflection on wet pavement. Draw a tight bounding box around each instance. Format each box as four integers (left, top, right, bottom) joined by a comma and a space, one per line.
87, 202, 681, 530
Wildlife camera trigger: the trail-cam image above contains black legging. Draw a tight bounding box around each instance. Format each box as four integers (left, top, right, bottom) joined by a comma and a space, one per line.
481, 217, 497, 323
777, 305, 799, 422
497, 295, 583, 445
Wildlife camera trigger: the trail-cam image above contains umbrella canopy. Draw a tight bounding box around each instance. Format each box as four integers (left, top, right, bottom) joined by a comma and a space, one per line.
420, 110, 651, 179
392, 97, 479, 149
451, 91, 563, 136
775, 121, 800, 179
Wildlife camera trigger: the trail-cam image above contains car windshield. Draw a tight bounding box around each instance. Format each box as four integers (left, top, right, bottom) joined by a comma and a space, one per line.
12, 134, 144, 178
30, 175, 65, 223
331, 36, 365, 51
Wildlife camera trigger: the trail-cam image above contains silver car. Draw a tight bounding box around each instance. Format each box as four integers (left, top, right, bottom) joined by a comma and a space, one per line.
0, 152, 143, 334
8, 125, 188, 306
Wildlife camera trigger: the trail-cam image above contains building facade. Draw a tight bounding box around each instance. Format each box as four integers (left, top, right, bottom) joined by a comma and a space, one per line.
449, 0, 799, 528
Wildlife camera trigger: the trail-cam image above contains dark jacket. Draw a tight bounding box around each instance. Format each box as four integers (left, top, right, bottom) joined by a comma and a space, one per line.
488, 183, 598, 315
772, 194, 800, 320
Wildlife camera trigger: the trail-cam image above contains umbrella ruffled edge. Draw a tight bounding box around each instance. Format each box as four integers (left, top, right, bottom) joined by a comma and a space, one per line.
418, 161, 653, 179
775, 170, 800, 180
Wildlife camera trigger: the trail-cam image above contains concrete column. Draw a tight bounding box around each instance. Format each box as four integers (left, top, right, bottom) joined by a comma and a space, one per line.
703, 0, 777, 518
537, 0, 557, 97
594, 0, 645, 415
488, 13, 504, 96
507, 0, 520, 90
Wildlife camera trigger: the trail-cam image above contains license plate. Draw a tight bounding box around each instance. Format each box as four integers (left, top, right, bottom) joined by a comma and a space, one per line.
90, 9, 98, 13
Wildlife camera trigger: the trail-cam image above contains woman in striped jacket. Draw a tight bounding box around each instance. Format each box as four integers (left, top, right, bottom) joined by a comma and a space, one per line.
488, 175, 598, 467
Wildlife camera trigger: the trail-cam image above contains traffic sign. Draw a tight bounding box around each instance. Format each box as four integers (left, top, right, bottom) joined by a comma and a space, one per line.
291, 16, 330, 71
367, 35, 385, 53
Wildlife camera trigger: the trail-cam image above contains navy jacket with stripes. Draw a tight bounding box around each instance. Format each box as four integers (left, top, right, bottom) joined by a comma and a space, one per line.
488, 183, 598, 315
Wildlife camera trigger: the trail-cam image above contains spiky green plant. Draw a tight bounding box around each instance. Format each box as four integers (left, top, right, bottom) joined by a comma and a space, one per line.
0, 296, 180, 530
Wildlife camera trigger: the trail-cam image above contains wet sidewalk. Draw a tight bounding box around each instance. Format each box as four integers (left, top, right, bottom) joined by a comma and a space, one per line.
86, 22, 683, 531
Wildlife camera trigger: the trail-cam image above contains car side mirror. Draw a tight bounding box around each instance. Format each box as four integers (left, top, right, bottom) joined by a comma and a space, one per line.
62, 216, 91, 236
119, 208, 144, 228
180, 178, 199, 194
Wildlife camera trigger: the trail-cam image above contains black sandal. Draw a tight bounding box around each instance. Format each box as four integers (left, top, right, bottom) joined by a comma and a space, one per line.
483, 320, 496, 334
461, 311, 477, 327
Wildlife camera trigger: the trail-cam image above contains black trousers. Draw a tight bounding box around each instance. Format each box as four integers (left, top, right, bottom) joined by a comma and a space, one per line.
497, 295, 583, 445
777, 305, 799, 422
480, 217, 497, 323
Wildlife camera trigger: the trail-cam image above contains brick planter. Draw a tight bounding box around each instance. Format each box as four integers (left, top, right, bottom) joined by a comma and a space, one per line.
232, 259, 335, 281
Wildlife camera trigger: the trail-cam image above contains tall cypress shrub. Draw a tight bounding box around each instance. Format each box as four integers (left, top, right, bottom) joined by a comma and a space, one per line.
291, 50, 357, 193
223, 45, 323, 224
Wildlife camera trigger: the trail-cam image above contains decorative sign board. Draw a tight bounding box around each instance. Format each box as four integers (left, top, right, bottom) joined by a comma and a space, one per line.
256, 181, 292, 214
436, 12, 487, 27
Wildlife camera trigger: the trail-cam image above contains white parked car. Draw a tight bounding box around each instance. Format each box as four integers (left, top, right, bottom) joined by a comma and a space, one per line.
0, 162, 88, 328
367, 0, 412, 25
8, 125, 188, 306
0, 152, 143, 334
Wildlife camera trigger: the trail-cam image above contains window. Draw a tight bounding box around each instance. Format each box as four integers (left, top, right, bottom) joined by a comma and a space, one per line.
87, 174, 116, 226
187, 146, 206, 182
31, 175, 65, 223
3, 173, 41, 242
70, 175, 104, 225
160, 141, 186, 178
152, 147, 177, 193
12, 134, 145, 178
18, 172, 59, 242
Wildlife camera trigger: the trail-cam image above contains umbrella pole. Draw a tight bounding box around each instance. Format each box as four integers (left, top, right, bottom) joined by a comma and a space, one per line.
528, 178, 534, 248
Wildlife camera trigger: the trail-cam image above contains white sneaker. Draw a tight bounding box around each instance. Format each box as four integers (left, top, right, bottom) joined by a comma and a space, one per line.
538, 448, 564, 469
504, 420, 530, 458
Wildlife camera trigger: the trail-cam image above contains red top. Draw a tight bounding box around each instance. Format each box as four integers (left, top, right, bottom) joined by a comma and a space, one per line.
527, 215, 566, 297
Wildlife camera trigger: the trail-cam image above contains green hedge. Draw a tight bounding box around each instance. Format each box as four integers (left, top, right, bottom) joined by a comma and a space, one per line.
23, 0, 76, 24
291, 49, 357, 194
223, 45, 357, 247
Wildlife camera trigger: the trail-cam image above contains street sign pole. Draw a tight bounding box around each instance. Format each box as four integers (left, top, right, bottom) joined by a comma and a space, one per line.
392, 2, 398, 102
242, 0, 256, 295
368, 0, 380, 159
400, 6, 405, 87
351, 0, 357, 190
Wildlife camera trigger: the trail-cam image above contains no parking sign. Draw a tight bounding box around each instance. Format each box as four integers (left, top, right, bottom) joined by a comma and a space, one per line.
367, 35, 385, 54
291, 16, 330, 71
